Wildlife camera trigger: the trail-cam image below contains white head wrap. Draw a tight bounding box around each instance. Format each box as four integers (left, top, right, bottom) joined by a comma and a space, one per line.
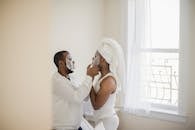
97, 38, 125, 93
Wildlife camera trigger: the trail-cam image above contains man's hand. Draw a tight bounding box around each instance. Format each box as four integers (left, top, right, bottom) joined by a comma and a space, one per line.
87, 64, 99, 79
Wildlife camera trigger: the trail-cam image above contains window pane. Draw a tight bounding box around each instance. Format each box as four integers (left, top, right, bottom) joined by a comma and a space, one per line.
147, 0, 180, 49
143, 52, 179, 106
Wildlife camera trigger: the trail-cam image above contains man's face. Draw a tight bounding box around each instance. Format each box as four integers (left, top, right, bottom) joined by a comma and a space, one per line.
65, 53, 75, 73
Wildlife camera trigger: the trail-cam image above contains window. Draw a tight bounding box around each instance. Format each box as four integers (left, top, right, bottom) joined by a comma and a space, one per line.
143, 0, 180, 107
124, 0, 183, 120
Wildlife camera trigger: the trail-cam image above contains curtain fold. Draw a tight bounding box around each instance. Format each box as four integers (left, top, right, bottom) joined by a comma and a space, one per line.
123, 0, 152, 114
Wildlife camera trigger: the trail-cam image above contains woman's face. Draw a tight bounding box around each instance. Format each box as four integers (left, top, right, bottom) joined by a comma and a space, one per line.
92, 51, 101, 66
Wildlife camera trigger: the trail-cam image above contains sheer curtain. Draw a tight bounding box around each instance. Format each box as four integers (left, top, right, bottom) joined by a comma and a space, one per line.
123, 0, 152, 114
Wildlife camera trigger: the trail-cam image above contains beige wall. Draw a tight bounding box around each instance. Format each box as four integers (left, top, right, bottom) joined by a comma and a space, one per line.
104, 0, 121, 42
0, 0, 104, 129
103, 0, 128, 52
0, 1, 52, 130
103, 0, 128, 60
180, 0, 195, 129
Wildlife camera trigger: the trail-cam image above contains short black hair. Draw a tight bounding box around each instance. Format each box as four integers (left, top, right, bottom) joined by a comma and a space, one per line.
54, 50, 68, 68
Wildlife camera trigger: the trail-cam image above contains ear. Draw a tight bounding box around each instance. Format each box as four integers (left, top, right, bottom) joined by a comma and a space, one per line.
58, 60, 64, 66
101, 57, 106, 62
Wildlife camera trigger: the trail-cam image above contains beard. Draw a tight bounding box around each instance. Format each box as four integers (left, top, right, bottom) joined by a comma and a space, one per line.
67, 68, 74, 74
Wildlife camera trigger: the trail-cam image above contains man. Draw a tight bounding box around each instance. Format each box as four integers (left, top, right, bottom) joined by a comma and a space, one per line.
52, 50, 99, 130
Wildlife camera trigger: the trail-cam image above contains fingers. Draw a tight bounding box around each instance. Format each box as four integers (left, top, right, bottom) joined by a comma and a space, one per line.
87, 64, 92, 69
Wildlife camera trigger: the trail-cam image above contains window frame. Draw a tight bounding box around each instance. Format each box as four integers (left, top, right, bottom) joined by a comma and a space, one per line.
124, 0, 186, 122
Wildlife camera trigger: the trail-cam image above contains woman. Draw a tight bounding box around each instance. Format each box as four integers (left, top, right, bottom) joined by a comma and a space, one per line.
90, 38, 125, 130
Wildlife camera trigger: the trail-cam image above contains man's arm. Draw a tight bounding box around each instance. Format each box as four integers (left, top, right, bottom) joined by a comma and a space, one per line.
53, 75, 93, 103
53, 65, 99, 103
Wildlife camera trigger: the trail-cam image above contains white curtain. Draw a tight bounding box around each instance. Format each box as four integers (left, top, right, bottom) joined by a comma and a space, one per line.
123, 0, 152, 114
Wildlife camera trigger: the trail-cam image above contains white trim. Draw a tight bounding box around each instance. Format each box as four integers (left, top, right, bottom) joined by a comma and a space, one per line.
122, 107, 186, 123
149, 110, 186, 123
141, 48, 179, 53
150, 103, 178, 111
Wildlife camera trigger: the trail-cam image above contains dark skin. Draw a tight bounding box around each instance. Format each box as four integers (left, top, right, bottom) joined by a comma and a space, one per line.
90, 52, 117, 110
58, 52, 99, 80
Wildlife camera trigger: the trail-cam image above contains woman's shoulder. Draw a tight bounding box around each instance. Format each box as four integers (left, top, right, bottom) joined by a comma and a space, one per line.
99, 74, 117, 93
101, 75, 116, 85
101, 72, 115, 81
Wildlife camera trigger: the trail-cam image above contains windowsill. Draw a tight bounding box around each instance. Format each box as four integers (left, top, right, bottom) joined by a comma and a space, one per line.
149, 109, 186, 123
121, 107, 186, 123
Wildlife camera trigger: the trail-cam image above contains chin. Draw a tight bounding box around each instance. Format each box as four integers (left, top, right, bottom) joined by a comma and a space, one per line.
68, 69, 74, 74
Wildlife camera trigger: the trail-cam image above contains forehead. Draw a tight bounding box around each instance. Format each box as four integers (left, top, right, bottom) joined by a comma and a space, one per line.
62, 52, 70, 59
65, 53, 73, 59
96, 51, 103, 59
95, 51, 100, 56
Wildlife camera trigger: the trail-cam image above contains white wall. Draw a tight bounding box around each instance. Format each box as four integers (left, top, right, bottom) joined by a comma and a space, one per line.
103, 0, 127, 53
51, 0, 104, 80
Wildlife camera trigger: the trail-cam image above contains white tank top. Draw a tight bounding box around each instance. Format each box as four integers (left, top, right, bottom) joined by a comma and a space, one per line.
93, 72, 116, 120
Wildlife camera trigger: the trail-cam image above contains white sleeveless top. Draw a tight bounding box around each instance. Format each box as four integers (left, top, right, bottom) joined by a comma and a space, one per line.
93, 72, 117, 121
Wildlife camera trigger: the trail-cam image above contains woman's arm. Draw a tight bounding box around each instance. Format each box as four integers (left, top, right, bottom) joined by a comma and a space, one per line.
90, 76, 116, 110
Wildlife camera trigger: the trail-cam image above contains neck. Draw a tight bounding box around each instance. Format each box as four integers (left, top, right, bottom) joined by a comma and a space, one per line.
58, 69, 68, 78
100, 66, 110, 77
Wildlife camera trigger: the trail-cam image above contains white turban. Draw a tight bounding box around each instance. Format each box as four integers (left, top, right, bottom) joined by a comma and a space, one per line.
97, 38, 125, 93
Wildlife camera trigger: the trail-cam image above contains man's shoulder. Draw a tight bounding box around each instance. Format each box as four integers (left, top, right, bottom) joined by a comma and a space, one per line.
52, 72, 70, 84
52, 72, 64, 82
52, 72, 60, 80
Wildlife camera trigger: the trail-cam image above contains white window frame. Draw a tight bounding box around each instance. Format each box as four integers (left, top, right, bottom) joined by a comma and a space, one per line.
122, 0, 186, 122
142, 48, 179, 106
